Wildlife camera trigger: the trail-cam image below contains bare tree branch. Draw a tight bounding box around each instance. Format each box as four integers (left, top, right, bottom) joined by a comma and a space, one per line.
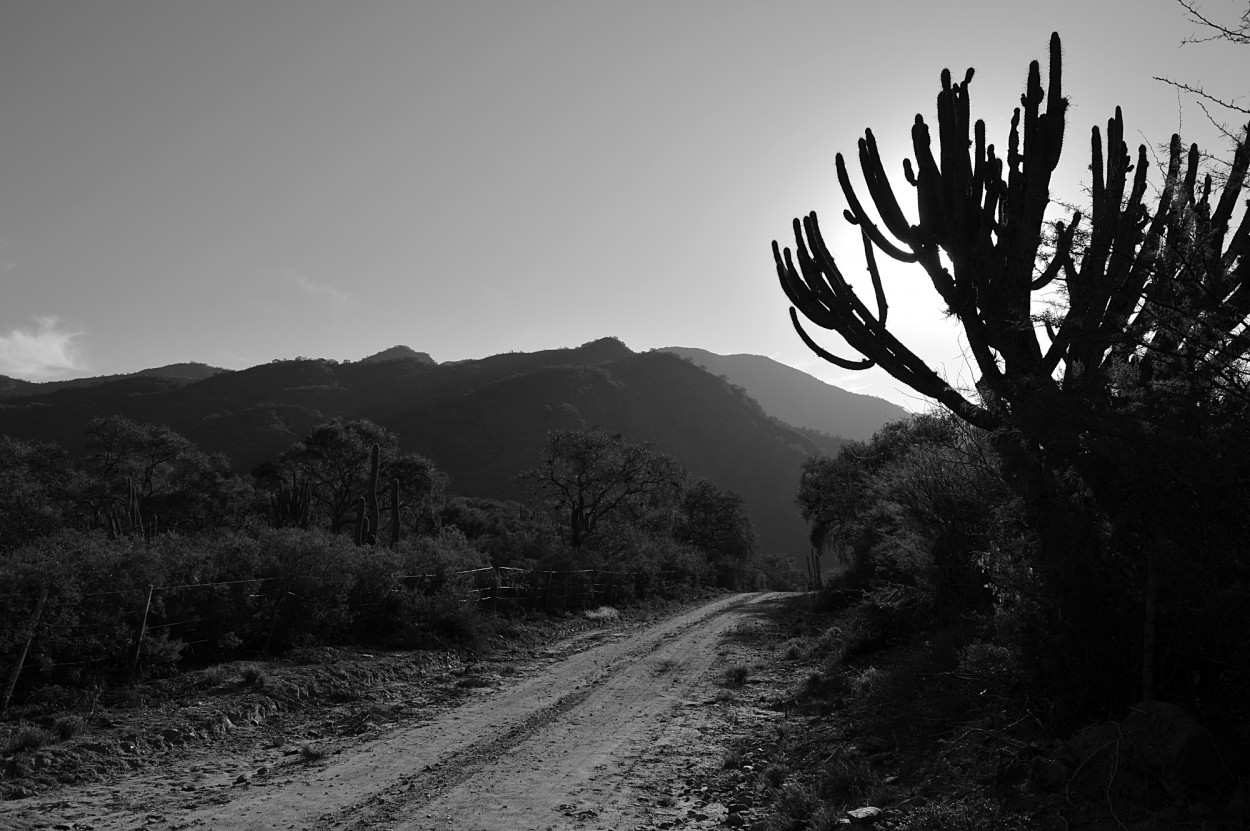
1152, 77, 1250, 118
1175, 0, 1250, 45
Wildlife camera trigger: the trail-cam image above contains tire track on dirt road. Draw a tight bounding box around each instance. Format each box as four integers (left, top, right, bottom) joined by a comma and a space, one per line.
105, 591, 777, 831
357, 591, 780, 831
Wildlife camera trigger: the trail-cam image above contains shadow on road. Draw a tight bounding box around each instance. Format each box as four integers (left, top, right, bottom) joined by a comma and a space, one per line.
719, 591, 812, 645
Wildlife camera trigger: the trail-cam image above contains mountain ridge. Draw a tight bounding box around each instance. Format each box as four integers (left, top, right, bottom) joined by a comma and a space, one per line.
0, 339, 907, 560
654, 346, 909, 442
0, 362, 227, 399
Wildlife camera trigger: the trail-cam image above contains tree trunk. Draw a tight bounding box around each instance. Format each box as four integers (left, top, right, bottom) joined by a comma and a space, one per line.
1142, 545, 1160, 700
2, 588, 49, 715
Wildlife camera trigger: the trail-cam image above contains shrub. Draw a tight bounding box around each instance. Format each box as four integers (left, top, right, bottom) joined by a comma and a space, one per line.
781, 639, 805, 660
137, 631, 186, 680
390, 588, 491, 650
894, 796, 1032, 831
397, 528, 490, 582
822, 604, 891, 667
861, 582, 937, 637
810, 805, 850, 831
774, 784, 819, 823
0, 532, 153, 687
818, 748, 879, 801
53, 714, 84, 741
240, 664, 267, 687
255, 528, 359, 647
847, 666, 885, 698
4, 725, 53, 754
762, 762, 788, 789
286, 647, 339, 665
725, 665, 749, 687
956, 641, 1020, 690
200, 664, 232, 686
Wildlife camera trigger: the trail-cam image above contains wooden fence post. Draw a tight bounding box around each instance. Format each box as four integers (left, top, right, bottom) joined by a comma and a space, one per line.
2, 588, 49, 716
263, 579, 290, 657
130, 584, 155, 682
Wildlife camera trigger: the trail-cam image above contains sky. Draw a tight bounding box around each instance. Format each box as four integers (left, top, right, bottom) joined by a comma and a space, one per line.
1, 1, 1245, 409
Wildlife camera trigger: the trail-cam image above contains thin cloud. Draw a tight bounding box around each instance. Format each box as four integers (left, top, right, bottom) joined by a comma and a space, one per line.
0, 316, 86, 379
282, 271, 350, 311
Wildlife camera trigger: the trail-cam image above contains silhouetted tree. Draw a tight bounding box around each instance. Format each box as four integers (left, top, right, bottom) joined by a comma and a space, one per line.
272, 418, 447, 536
76, 415, 250, 534
520, 428, 684, 548
440, 496, 554, 566
777, 33, 1247, 438
1156, 1, 1250, 143
773, 32, 1250, 705
0, 435, 72, 549
798, 415, 958, 570
677, 479, 759, 588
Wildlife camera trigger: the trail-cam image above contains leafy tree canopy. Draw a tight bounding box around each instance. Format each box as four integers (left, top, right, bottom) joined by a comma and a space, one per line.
78, 415, 251, 533
270, 418, 447, 536
520, 428, 685, 548
0, 435, 72, 549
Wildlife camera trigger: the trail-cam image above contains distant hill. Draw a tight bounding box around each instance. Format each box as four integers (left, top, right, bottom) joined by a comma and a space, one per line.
133, 362, 228, 381
655, 347, 909, 442
0, 338, 819, 559
357, 345, 436, 366
0, 362, 225, 400
0, 375, 39, 397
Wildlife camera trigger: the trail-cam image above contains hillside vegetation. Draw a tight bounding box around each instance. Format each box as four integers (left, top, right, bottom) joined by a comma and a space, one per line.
0, 338, 827, 556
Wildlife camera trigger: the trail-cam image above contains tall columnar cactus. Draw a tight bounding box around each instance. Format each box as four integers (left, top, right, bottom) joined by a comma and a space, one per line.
272, 474, 311, 528
365, 443, 381, 545
126, 475, 143, 535
773, 30, 1250, 702
775, 31, 1250, 439
353, 496, 368, 547
389, 477, 401, 547
807, 548, 823, 589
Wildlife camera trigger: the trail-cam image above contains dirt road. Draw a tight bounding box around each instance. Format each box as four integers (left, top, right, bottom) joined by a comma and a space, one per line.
5, 592, 787, 831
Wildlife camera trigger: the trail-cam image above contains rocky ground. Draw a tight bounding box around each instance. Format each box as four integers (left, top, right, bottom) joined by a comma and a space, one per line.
3, 591, 1246, 830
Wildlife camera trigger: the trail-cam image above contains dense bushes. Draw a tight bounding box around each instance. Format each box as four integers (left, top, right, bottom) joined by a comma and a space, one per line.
0, 526, 497, 690
517, 428, 771, 590
801, 414, 1010, 616
799, 410, 1250, 729
0, 520, 723, 700
1, 416, 791, 705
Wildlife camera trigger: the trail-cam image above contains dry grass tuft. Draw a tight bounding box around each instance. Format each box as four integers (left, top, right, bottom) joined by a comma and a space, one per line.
724, 665, 749, 687
3, 726, 53, 754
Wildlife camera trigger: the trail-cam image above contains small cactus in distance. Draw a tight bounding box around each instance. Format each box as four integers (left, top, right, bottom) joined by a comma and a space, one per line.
272, 474, 311, 528
389, 478, 400, 546
353, 496, 369, 546
365, 443, 381, 545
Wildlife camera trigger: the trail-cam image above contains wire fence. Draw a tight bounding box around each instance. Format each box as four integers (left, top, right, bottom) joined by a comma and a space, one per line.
1, 564, 693, 714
